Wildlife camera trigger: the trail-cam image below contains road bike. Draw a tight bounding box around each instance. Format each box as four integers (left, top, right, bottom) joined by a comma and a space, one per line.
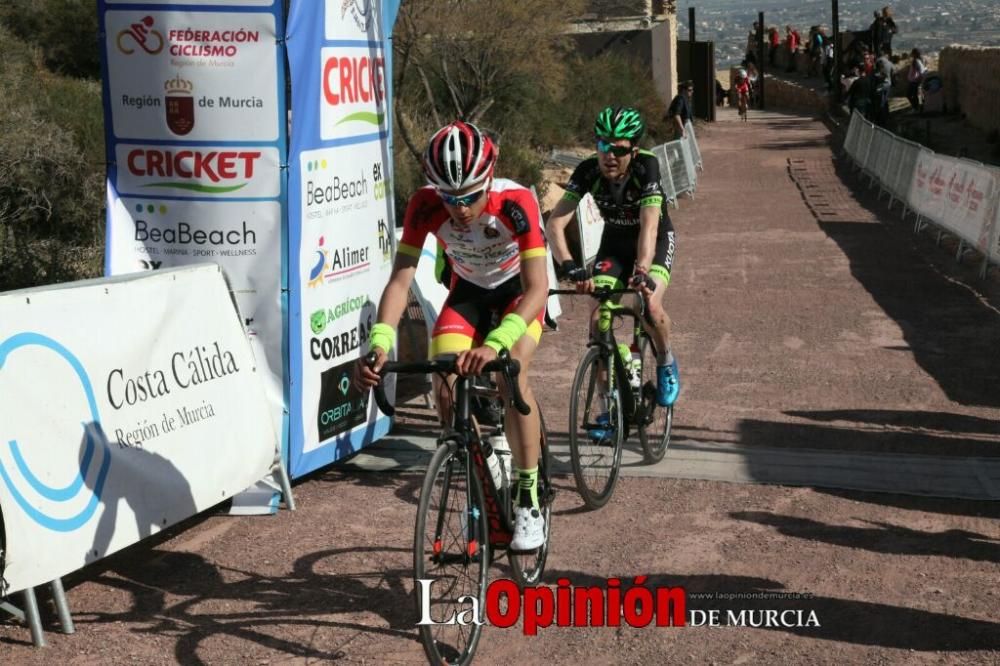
368, 351, 553, 666
550, 287, 673, 509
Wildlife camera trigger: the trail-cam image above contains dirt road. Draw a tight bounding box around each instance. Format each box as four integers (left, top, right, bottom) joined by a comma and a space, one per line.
2, 107, 998, 664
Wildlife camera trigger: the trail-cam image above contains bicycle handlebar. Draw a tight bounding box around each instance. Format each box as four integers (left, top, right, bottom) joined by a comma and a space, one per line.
548, 287, 638, 298
366, 351, 531, 417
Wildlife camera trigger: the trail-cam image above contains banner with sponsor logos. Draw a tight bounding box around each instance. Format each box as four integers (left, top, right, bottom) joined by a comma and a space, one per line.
285, 0, 400, 477
907, 151, 999, 255
0, 265, 277, 593
98, 1, 287, 445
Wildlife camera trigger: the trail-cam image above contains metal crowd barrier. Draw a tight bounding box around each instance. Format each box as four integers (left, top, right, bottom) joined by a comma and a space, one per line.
842, 111, 1000, 278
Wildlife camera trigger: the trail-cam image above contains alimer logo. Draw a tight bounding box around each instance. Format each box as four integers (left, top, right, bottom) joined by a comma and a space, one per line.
0, 333, 111, 532
307, 236, 370, 287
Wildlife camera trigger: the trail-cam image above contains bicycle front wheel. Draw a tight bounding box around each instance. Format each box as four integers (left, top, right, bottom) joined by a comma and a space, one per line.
509, 409, 552, 586
414, 441, 488, 666
568, 347, 624, 509
637, 335, 672, 464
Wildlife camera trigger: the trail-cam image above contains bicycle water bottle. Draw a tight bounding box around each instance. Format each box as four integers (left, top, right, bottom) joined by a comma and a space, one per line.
489, 432, 512, 488
483, 440, 505, 491
629, 344, 642, 389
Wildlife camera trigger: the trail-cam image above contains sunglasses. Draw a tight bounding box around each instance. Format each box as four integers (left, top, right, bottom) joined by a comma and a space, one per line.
437, 185, 487, 208
597, 139, 633, 158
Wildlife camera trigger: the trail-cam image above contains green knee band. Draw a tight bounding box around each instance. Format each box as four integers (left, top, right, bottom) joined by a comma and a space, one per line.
649, 265, 671, 287
368, 323, 396, 353
483, 313, 528, 353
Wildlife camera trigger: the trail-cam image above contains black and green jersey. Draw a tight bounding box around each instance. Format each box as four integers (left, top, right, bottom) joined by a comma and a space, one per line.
561, 150, 665, 234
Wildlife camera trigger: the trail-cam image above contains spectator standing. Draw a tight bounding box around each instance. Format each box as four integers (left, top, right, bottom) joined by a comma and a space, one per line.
868, 11, 884, 55
880, 7, 898, 58
785, 25, 800, 73
873, 47, 894, 125
808, 26, 826, 77
841, 64, 861, 99
746, 61, 760, 107
665, 80, 694, 139
768, 26, 781, 67
862, 45, 875, 76
822, 39, 835, 91
745, 22, 760, 65
847, 68, 875, 120
906, 48, 927, 111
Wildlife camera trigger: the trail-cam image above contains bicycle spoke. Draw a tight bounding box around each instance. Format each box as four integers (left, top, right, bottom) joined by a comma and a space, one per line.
568, 348, 624, 509
415, 445, 487, 665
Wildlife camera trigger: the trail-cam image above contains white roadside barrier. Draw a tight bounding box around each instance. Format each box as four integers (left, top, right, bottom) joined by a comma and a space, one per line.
0, 265, 286, 599
842, 111, 1000, 278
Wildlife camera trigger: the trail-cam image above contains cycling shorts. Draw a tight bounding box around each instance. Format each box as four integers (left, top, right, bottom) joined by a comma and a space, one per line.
592, 223, 676, 290
431, 275, 544, 357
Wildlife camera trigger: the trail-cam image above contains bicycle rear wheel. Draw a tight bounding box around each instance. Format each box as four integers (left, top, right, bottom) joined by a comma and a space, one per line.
414, 441, 488, 666
637, 335, 672, 464
568, 346, 624, 509
509, 409, 552, 586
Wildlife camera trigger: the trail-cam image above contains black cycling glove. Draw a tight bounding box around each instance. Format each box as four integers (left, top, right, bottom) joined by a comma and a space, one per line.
559, 260, 589, 283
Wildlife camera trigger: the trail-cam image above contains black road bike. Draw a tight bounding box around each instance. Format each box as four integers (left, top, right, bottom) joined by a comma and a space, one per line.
550, 287, 673, 509
369, 351, 553, 666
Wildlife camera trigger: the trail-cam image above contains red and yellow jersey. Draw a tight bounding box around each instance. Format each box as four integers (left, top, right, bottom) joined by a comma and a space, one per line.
397, 179, 547, 290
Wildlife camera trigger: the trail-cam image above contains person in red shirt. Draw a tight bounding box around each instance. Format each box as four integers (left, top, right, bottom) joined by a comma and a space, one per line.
785, 26, 800, 72
355, 120, 549, 550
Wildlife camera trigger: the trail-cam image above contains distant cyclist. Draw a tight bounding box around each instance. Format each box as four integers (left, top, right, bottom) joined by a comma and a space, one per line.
734, 69, 750, 119
355, 120, 549, 550
547, 106, 680, 407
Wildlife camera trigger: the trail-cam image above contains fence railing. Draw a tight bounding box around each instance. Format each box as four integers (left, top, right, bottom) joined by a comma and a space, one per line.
842, 111, 1000, 278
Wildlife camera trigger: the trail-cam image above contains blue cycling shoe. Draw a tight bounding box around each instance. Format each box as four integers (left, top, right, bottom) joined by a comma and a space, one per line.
656, 359, 680, 407
588, 413, 612, 442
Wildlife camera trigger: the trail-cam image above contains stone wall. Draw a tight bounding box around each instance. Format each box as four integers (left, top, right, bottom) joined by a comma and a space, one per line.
939, 46, 1000, 135
760, 75, 830, 116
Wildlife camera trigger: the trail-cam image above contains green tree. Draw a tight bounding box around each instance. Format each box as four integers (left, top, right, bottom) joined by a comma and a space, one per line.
1, 0, 102, 80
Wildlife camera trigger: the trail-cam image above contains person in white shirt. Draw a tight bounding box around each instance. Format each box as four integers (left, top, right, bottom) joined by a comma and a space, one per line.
907, 48, 927, 112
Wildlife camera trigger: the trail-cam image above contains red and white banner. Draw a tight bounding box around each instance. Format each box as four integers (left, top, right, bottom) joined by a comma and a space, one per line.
907, 152, 999, 254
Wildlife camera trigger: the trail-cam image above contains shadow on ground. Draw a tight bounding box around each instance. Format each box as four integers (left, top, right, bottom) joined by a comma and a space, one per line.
731, 510, 1000, 563
545, 569, 1000, 651
74, 547, 416, 665
822, 160, 1000, 408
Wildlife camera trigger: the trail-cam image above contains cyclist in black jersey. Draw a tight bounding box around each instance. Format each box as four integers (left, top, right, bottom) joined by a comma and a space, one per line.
547, 106, 680, 406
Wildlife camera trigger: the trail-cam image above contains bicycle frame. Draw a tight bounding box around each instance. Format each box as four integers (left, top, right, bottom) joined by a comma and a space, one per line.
371, 354, 540, 551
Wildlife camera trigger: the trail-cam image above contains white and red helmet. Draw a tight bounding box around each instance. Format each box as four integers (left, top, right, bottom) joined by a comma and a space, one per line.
422, 120, 498, 191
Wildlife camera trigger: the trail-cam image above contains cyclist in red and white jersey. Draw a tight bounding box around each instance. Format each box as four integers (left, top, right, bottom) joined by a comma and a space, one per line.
355, 120, 549, 549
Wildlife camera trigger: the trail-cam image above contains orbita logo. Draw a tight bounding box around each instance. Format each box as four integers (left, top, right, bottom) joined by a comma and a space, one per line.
321, 51, 387, 130
317, 359, 368, 441
117, 16, 164, 55
0, 333, 111, 532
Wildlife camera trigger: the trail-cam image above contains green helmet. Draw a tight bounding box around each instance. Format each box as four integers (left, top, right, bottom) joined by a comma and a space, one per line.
594, 106, 645, 143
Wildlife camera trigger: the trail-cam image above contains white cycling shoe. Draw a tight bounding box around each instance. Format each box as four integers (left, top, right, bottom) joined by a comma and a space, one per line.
510, 506, 545, 551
